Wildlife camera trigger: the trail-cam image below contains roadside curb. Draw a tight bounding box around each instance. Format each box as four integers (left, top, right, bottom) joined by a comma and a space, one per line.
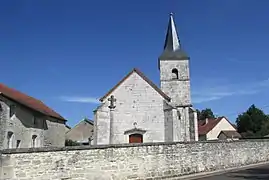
168, 161, 269, 180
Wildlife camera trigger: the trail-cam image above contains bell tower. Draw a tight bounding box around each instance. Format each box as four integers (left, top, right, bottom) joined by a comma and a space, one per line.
159, 13, 191, 108
159, 13, 198, 142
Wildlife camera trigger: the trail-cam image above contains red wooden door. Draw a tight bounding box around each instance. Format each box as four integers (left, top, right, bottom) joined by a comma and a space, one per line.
129, 134, 143, 143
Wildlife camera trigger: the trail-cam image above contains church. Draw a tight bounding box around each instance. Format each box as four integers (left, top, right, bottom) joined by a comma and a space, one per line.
93, 14, 198, 145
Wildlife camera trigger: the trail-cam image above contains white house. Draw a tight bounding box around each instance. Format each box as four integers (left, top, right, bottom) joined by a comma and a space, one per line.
198, 116, 241, 141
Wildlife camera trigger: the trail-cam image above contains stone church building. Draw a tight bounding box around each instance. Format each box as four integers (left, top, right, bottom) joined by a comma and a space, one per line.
93, 14, 198, 145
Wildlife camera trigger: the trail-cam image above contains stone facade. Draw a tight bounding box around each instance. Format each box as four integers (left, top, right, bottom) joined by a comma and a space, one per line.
93, 14, 198, 145
1, 140, 269, 179
0, 95, 66, 149
159, 60, 191, 106
94, 72, 168, 145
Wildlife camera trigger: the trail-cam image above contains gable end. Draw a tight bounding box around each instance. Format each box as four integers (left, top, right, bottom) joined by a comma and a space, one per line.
99, 68, 171, 102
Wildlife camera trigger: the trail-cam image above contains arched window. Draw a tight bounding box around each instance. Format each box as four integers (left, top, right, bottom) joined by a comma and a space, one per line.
172, 68, 179, 79
16, 140, 21, 148
7, 131, 14, 149
129, 134, 143, 143
32, 135, 37, 148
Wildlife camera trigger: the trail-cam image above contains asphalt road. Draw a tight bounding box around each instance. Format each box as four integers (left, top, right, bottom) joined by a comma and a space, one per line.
196, 164, 269, 180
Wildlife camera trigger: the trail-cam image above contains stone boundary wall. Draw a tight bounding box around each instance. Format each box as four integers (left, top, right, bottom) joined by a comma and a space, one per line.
1, 140, 269, 180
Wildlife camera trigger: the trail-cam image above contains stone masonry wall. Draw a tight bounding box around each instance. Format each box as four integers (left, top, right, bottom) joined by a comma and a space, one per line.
95, 71, 167, 145
0, 100, 8, 150
159, 60, 191, 107
0, 95, 66, 149
1, 140, 269, 180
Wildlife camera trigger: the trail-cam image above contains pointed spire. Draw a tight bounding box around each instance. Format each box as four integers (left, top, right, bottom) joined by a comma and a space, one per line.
164, 12, 180, 51
159, 13, 189, 60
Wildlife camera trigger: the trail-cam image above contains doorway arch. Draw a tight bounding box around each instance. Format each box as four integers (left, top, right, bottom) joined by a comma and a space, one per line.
129, 134, 143, 143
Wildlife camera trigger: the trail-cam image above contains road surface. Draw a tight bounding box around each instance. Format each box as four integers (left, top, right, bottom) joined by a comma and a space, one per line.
196, 164, 269, 180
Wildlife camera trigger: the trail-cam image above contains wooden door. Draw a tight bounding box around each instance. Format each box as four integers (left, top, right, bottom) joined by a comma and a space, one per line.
129, 134, 143, 143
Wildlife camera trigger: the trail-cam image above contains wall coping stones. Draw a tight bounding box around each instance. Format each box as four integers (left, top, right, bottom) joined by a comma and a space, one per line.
1, 139, 269, 154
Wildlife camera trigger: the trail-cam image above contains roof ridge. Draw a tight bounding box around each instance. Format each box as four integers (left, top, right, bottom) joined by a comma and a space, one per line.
99, 68, 171, 102
71, 118, 94, 130
0, 83, 66, 121
198, 117, 223, 135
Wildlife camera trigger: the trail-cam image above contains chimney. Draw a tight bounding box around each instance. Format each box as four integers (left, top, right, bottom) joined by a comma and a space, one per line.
205, 118, 209, 125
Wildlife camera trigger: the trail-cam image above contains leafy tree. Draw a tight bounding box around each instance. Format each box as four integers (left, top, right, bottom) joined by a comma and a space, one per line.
236, 104, 269, 138
197, 108, 215, 120
65, 139, 80, 146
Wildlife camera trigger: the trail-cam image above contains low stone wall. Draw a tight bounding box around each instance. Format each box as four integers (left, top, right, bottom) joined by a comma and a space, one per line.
1, 140, 269, 180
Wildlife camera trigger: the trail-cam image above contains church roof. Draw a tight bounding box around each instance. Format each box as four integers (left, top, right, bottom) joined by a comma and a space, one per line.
0, 83, 66, 121
159, 13, 189, 60
99, 68, 171, 102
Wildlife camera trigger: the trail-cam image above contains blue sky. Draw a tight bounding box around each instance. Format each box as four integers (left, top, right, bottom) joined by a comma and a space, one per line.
1, 0, 269, 127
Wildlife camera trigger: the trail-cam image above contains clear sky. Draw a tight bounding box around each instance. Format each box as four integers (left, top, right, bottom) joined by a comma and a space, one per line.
1, 0, 269, 127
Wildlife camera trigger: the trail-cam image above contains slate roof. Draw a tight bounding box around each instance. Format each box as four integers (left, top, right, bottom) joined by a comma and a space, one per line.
0, 83, 66, 121
159, 49, 189, 60
218, 130, 241, 138
99, 68, 171, 102
159, 13, 189, 60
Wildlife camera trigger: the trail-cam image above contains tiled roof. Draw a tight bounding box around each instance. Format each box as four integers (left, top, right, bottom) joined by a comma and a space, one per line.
219, 130, 241, 138
198, 116, 238, 135
0, 83, 66, 121
198, 117, 223, 135
99, 68, 171, 102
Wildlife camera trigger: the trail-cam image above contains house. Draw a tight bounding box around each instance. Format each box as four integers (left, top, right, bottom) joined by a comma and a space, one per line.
66, 118, 94, 145
93, 13, 198, 145
218, 130, 241, 141
0, 83, 67, 149
198, 116, 241, 141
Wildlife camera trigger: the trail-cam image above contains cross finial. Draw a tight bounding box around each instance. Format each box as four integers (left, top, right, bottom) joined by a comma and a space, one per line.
108, 95, 116, 109
170, 12, 173, 16
133, 122, 137, 128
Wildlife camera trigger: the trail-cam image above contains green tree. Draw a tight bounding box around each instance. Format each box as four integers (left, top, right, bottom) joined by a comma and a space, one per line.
197, 108, 215, 120
236, 104, 269, 138
196, 109, 201, 119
